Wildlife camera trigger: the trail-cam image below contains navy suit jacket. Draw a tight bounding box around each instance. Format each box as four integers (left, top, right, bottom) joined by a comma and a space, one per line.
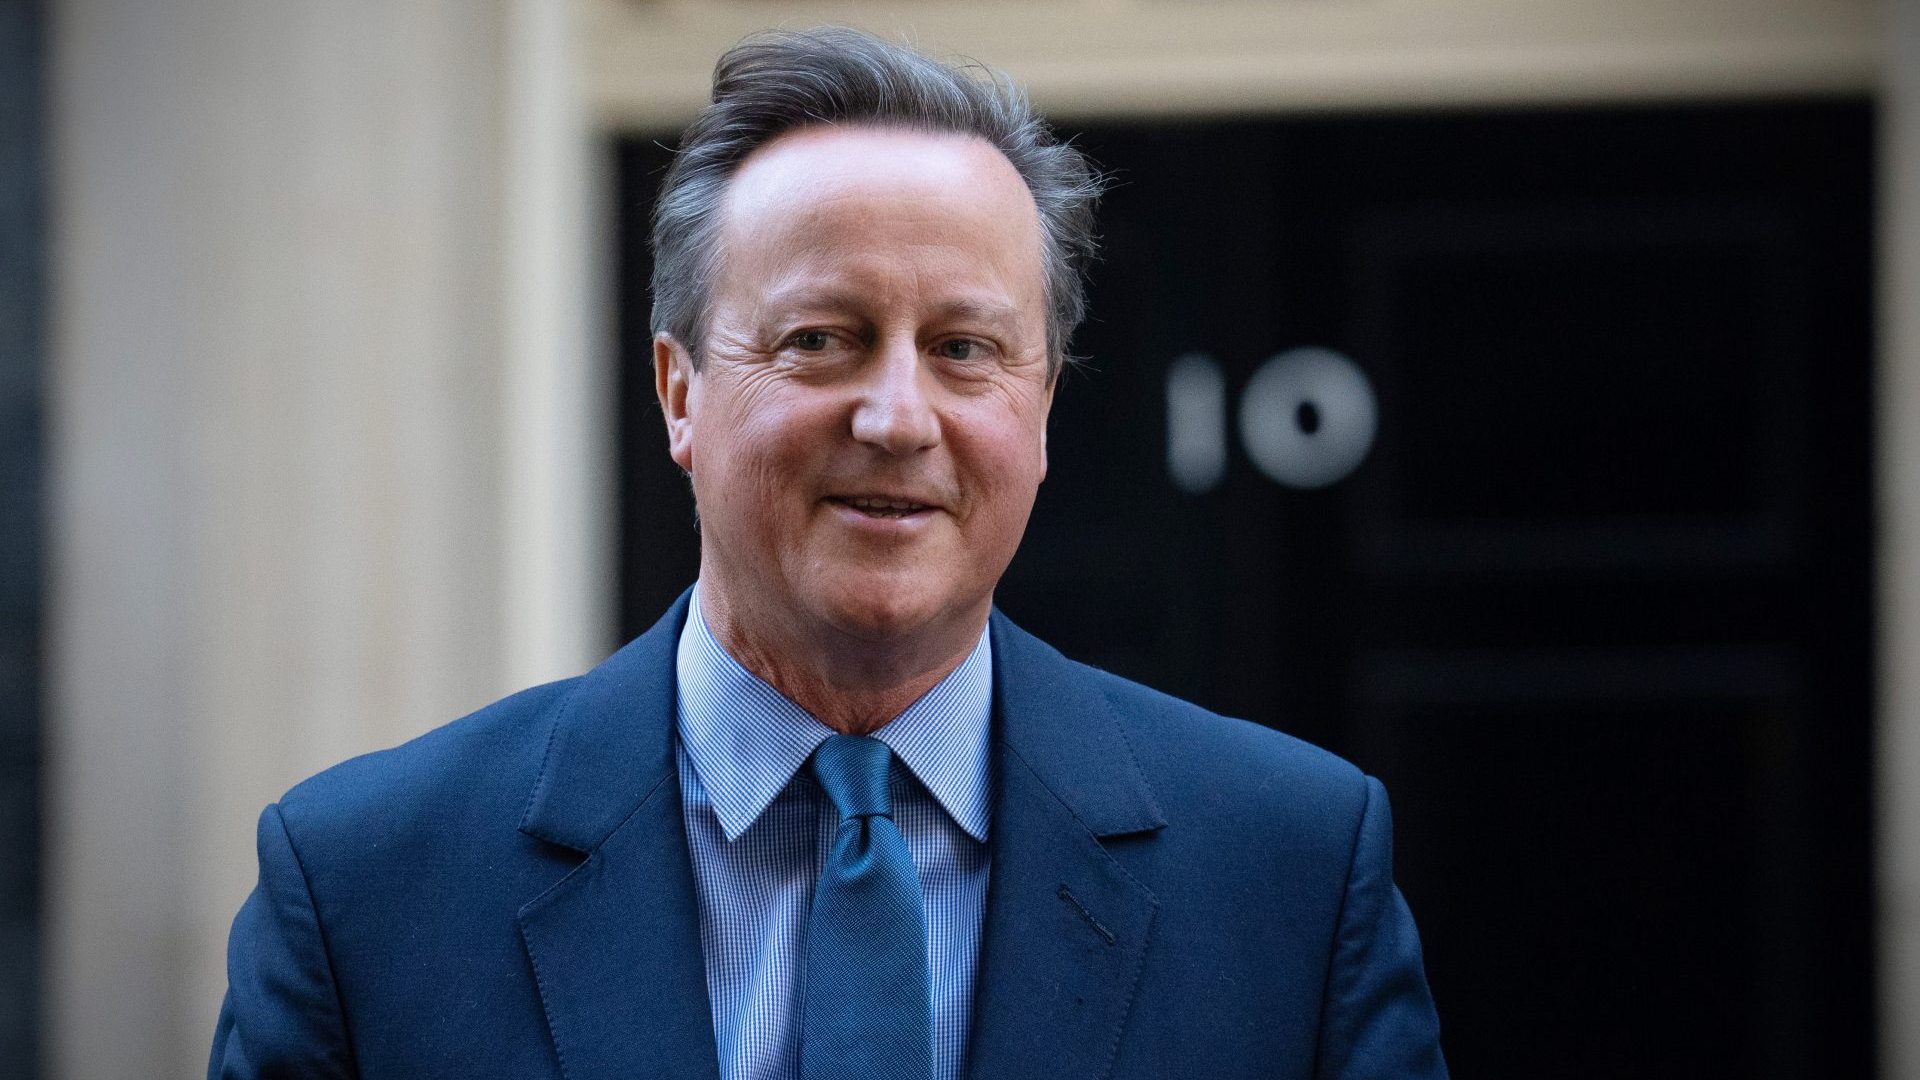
211, 593, 1447, 1079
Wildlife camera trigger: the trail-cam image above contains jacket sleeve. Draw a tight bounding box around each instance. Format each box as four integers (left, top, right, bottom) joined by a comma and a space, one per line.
209, 803, 358, 1080
1314, 776, 1448, 1080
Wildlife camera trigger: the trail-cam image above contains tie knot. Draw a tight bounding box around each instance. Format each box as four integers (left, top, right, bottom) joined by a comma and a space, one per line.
810, 735, 893, 822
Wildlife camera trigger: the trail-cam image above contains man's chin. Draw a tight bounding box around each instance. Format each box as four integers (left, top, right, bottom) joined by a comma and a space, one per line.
814, 588, 981, 649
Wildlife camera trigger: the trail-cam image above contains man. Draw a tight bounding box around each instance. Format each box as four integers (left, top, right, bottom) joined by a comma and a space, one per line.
211, 26, 1446, 1080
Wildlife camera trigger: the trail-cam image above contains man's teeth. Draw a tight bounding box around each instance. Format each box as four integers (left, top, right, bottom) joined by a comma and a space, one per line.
845, 497, 927, 515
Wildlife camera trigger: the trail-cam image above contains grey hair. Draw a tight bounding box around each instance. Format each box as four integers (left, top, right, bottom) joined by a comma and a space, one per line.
649, 26, 1104, 380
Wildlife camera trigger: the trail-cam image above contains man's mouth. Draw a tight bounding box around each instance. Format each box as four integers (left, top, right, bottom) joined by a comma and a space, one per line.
828, 495, 936, 519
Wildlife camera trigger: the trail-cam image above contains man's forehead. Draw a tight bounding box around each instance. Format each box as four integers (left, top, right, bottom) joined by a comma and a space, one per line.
708, 123, 1050, 324
720, 124, 1039, 239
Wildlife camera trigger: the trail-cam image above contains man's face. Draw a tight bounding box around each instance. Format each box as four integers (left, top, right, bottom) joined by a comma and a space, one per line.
656, 125, 1055, 647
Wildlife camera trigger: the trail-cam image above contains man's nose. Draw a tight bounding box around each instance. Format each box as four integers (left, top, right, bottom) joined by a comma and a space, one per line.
849, 339, 941, 455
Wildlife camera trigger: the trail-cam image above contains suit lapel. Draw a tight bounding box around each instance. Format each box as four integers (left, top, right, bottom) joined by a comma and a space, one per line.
516, 592, 720, 1080
509, 599, 1167, 1080
966, 613, 1167, 1080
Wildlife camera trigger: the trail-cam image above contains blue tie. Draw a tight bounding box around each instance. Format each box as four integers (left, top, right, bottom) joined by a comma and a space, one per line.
801, 735, 932, 1080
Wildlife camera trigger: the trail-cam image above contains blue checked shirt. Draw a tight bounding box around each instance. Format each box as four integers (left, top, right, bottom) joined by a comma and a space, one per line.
674, 590, 994, 1080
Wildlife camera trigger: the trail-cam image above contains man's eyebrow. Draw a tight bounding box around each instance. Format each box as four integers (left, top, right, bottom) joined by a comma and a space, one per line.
754, 285, 870, 315
930, 298, 1022, 327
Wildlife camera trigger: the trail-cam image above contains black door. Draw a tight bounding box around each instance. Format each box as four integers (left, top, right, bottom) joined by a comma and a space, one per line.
0, 0, 46, 1074
615, 99, 1876, 1079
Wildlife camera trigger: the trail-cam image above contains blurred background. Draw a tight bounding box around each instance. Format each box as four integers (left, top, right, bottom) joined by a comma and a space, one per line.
3, 0, 1918, 1076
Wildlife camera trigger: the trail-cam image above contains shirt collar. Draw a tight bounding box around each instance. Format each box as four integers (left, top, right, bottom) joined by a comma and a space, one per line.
675, 586, 994, 843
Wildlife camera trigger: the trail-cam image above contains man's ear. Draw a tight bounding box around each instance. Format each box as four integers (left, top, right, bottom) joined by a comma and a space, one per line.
655, 333, 697, 473
1039, 376, 1056, 479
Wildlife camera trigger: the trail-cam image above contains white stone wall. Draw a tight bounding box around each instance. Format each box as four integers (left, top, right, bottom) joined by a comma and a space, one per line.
45, 2, 603, 1076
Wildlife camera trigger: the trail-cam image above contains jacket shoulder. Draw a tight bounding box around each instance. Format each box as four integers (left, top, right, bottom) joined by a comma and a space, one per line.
272, 678, 578, 855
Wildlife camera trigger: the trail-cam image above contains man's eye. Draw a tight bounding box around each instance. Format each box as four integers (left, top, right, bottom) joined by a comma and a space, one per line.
938, 339, 982, 361
789, 330, 833, 351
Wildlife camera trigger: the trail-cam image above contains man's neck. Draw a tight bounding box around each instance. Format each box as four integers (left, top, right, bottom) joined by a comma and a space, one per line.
695, 585, 987, 737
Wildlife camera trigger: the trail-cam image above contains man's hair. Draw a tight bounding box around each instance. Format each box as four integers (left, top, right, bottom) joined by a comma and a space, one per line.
649, 26, 1104, 380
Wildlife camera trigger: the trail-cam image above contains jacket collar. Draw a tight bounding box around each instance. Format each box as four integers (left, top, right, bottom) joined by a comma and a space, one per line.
964, 611, 1166, 1080
517, 591, 692, 853
515, 591, 720, 1080
515, 592, 1168, 1080
986, 609, 1167, 838
520, 596, 1168, 852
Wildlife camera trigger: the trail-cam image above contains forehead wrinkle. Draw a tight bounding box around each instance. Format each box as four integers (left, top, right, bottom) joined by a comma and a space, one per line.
744, 244, 1028, 318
